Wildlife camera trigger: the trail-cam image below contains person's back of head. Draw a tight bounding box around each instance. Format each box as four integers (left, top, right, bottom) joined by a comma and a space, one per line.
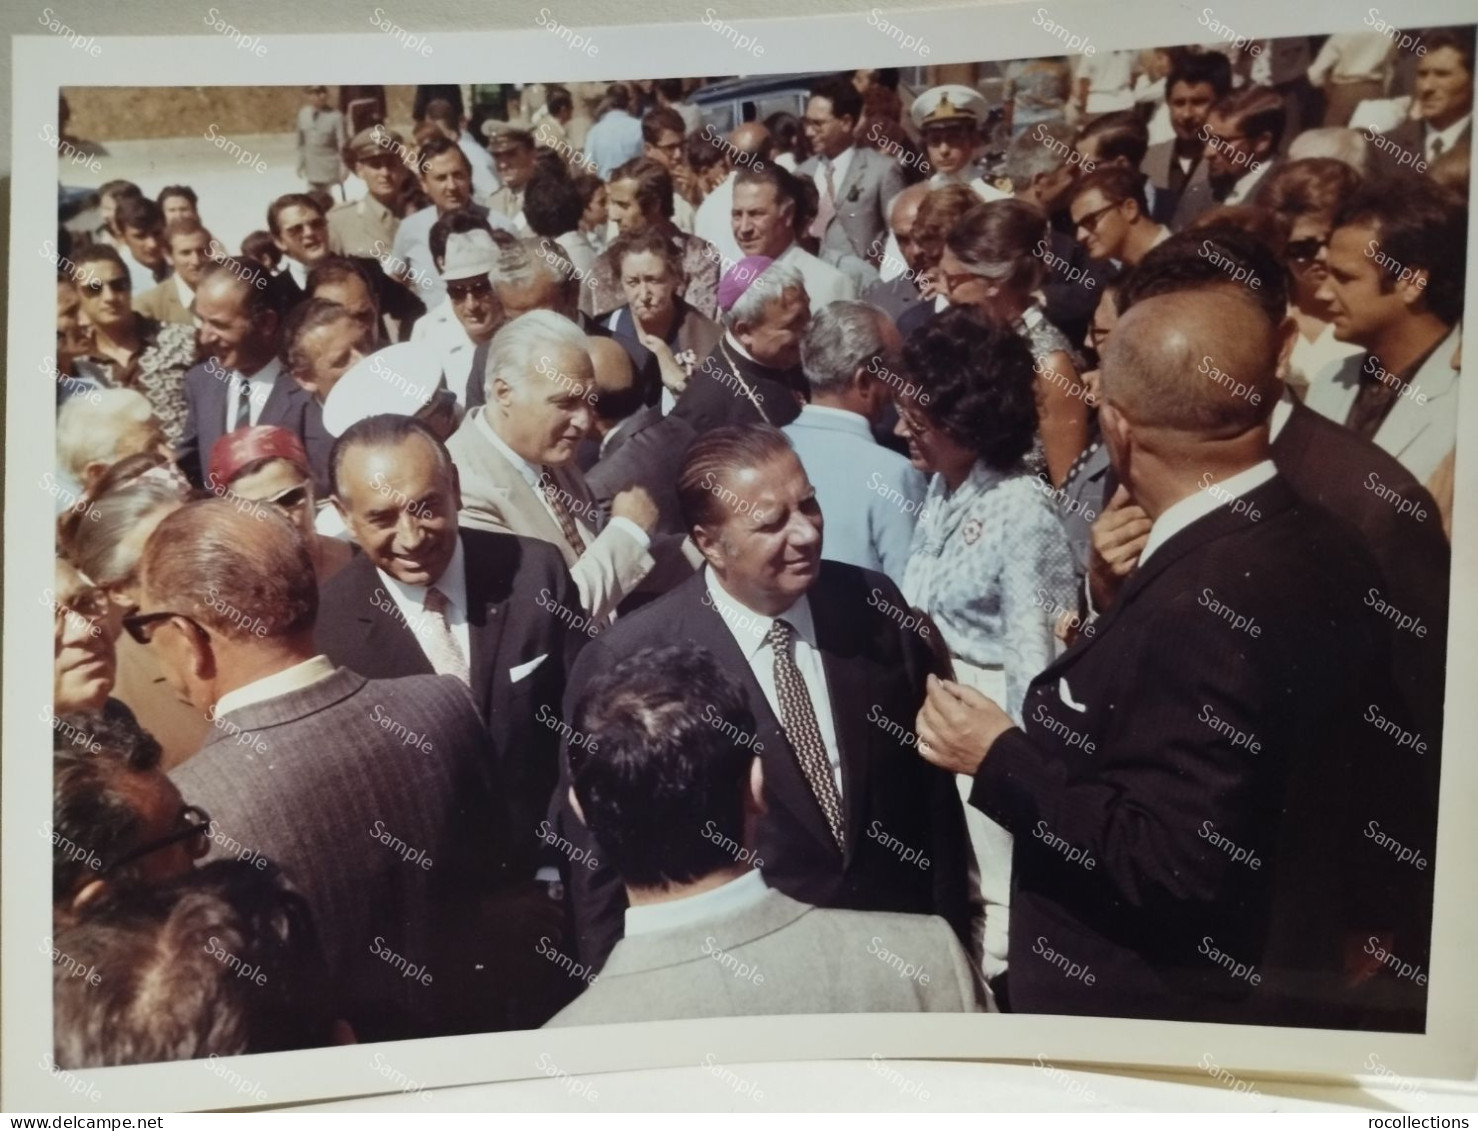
799, 299, 894, 401
52, 859, 336, 1067
1078, 109, 1149, 168
570, 643, 761, 892
57, 388, 157, 488
1005, 120, 1077, 191
522, 169, 585, 239
1118, 224, 1288, 326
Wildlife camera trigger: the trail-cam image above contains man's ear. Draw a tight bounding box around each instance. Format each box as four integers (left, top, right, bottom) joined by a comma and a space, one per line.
491, 373, 516, 409
1397, 269, 1433, 313
80, 460, 109, 493
691, 523, 725, 571
71, 878, 107, 913
567, 785, 587, 828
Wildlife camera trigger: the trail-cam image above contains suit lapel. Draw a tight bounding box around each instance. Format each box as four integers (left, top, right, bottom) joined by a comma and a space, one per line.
833, 148, 868, 204
462, 536, 509, 720
1375, 330, 1459, 464
349, 556, 435, 676
259, 378, 304, 430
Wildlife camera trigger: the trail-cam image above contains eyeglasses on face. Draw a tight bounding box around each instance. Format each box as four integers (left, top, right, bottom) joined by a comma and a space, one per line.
1073, 201, 1122, 234
103, 805, 212, 875
1286, 237, 1328, 262
85, 277, 131, 295
283, 218, 327, 238
121, 609, 207, 646
446, 278, 494, 302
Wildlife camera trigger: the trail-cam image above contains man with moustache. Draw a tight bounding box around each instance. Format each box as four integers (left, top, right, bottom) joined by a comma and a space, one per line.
134, 219, 215, 326
693, 122, 773, 269
1170, 86, 1284, 230
445, 310, 661, 624
391, 136, 517, 310
914, 289, 1418, 1028
328, 126, 421, 257
730, 164, 856, 307
549, 424, 974, 970
1140, 51, 1232, 225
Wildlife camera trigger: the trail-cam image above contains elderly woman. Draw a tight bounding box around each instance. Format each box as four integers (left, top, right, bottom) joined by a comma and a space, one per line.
600, 229, 722, 410
1255, 158, 1365, 401
58, 458, 206, 769
207, 426, 354, 584
896, 306, 1077, 996
937, 199, 1091, 487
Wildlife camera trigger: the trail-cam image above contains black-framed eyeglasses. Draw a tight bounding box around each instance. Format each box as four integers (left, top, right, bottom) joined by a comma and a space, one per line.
1073, 201, 1122, 234
103, 806, 211, 875
446, 277, 494, 302
121, 609, 207, 646
1286, 237, 1328, 263
84, 277, 131, 295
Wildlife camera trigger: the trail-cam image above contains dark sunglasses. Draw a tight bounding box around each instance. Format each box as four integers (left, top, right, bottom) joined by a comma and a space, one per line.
446, 277, 494, 302
104, 805, 211, 875
121, 609, 206, 646
262, 483, 310, 510
1286, 237, 1327, 262
85, 277, 131, 295
1073, 201, 1122, 234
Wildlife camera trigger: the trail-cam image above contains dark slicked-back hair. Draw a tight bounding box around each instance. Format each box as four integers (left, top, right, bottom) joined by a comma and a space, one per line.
198, 256, 286, 321
523, 170, 585, 239
1078, 109, 1149, 167
641, 106, 687, 145
416, 132, 471, 176
305, 255, 377, 305
157, 184, 199, 210
115, 196, 164, 234
609, 157, 676, 221
99, 179, 143, 205
282, 296, 360, 379
70, 243, 128, 280
1335, 171, 1467, 325
809, 74, 863, 124
138, 499, 316, 643
426, 207, 498, 269
677, 424, 795, 532
1070, 164, 1150, 216
52, 707, 163, 902
1213, 85, 1287, 152
571, 643, 759, 888
904, 307, 1040, 469
265, 192, 323, 237
1167, 48, 1233, 99
734, 162, 799, 211
327, 413, 455, 500
1117, 225, 1288, 326
52, 860, 334, 1067
546, 86, 574, 117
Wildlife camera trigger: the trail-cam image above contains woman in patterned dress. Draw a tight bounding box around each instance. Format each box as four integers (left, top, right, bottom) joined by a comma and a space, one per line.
936, 198, 1092, 487
896, 306, 1078, 1003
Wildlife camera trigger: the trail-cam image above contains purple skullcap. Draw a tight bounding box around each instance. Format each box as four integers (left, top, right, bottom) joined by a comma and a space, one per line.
718, 256, 776, 313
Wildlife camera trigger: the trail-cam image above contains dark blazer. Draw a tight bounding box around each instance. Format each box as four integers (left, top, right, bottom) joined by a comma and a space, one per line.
553, 562, 975, 970
463, 313, 613, 411
669, 339, 807, 433
863, 274, 924, 325
1170, 159, 1278, 232
177, 362, 312, 489
299, 396, 335, 498
1040, 226, 1116, 349
313, 529, 583, 867
170, 667, 507, 1042
1141, 139, 1204, 226
585, 406, 694, 538
969, 476, 1432, 1028
1371, 118, 1470, 178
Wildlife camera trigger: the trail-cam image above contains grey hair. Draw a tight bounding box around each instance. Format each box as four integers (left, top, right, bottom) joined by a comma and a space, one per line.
486, 309, 592, 398
800, 300, 890, 396
723, 260, 806, 332
496, 237, 580, 310
57, 389, 153, 482
1287, 127, 1370, 176
64, 478, 183, 587
1004, 121, 1078, 191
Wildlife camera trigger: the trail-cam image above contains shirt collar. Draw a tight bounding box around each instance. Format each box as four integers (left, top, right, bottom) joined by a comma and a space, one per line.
624, 869, 770, 938
1139, 459, 1278, 567
1426, 114, 1471, 153
213, 654, 337, 719
374, 532, 467, 614
793, 403, 872, 437
287, 259, 308, 290
1270, 392, 1294, 441
174, 273, 195, 308
703, 565, 816, 662
473, 409, 544, 490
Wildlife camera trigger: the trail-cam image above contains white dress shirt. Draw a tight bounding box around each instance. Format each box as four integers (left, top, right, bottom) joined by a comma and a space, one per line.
286, 258, 309, 292
1425, 114, 1471, 163
624, 869, 770, 938
473, 410, 649, 551
373, 534, 471, 668
223, 356, 285, 431
703, 568, 843, 796
812, 145, 856, 204
1138, 459, 1278, 567
214, 654, 337, 719
774, 242, 858, 306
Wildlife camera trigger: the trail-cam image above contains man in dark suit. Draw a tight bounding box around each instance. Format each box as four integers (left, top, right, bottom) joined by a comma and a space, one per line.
918, 289, 1432, 1029
177, 258, 312, 489
1140, 51, 1232, 226
669, 259, 812, 433
314, 414, 581, 861
1170, 86, 1283, 231
551, 424, 974, 970
1370, 29, 1472, 177
797, 75, 906, 293
135, 499, 510, 1042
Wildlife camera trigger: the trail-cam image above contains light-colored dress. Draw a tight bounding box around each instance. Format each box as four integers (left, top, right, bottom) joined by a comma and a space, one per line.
902, 459, 1078, 984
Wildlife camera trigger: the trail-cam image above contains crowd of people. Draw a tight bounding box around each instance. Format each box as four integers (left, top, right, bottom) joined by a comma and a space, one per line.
47, 27, 1465, 1065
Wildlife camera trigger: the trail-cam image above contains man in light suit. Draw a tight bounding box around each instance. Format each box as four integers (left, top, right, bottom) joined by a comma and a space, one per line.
796, 76, 906, 293
134, 220, 213, 326
1306, 172, 1465, 485
445, 310, 661, 623
547, 642, 981, 1026
1170, 86, 1283, 231
551, 424, 974, 970
177, 258, 312, 489
137, 500, 511, 1042
918, 289, 1430, 1029
784, 300, 924, 585
1370, 29, 1473, 177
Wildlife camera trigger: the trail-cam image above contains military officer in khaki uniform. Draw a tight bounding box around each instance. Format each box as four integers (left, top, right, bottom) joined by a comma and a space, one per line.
481, 125, 537, 232
327, 126, 420, 257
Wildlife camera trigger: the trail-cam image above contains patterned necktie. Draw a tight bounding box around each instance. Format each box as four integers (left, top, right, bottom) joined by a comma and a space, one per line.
537, 467, 587, 557
809, 159, 837, 240
232, 377, 252, 432
420, 586, 470, 686
766, 618, 845, 849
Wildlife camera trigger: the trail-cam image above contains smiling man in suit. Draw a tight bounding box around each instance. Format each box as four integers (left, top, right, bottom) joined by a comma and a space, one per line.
915, 288, 1428, 1028
552, 423, 974, 970
797, 75, 906, 293
176, 258, 309, 488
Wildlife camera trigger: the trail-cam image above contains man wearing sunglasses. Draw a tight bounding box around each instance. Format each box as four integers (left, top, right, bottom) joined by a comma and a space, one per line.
1068, 165, 1170, 269
134, 498, 512, 1040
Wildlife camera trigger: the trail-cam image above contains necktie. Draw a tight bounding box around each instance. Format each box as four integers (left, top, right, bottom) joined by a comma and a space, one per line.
766, 619, 845, 849
537, 468, 587, 558
420, 586, 470, 685
232, 377, 252, 432
809, 159, 837, 240
1430, 135, 1445, 163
